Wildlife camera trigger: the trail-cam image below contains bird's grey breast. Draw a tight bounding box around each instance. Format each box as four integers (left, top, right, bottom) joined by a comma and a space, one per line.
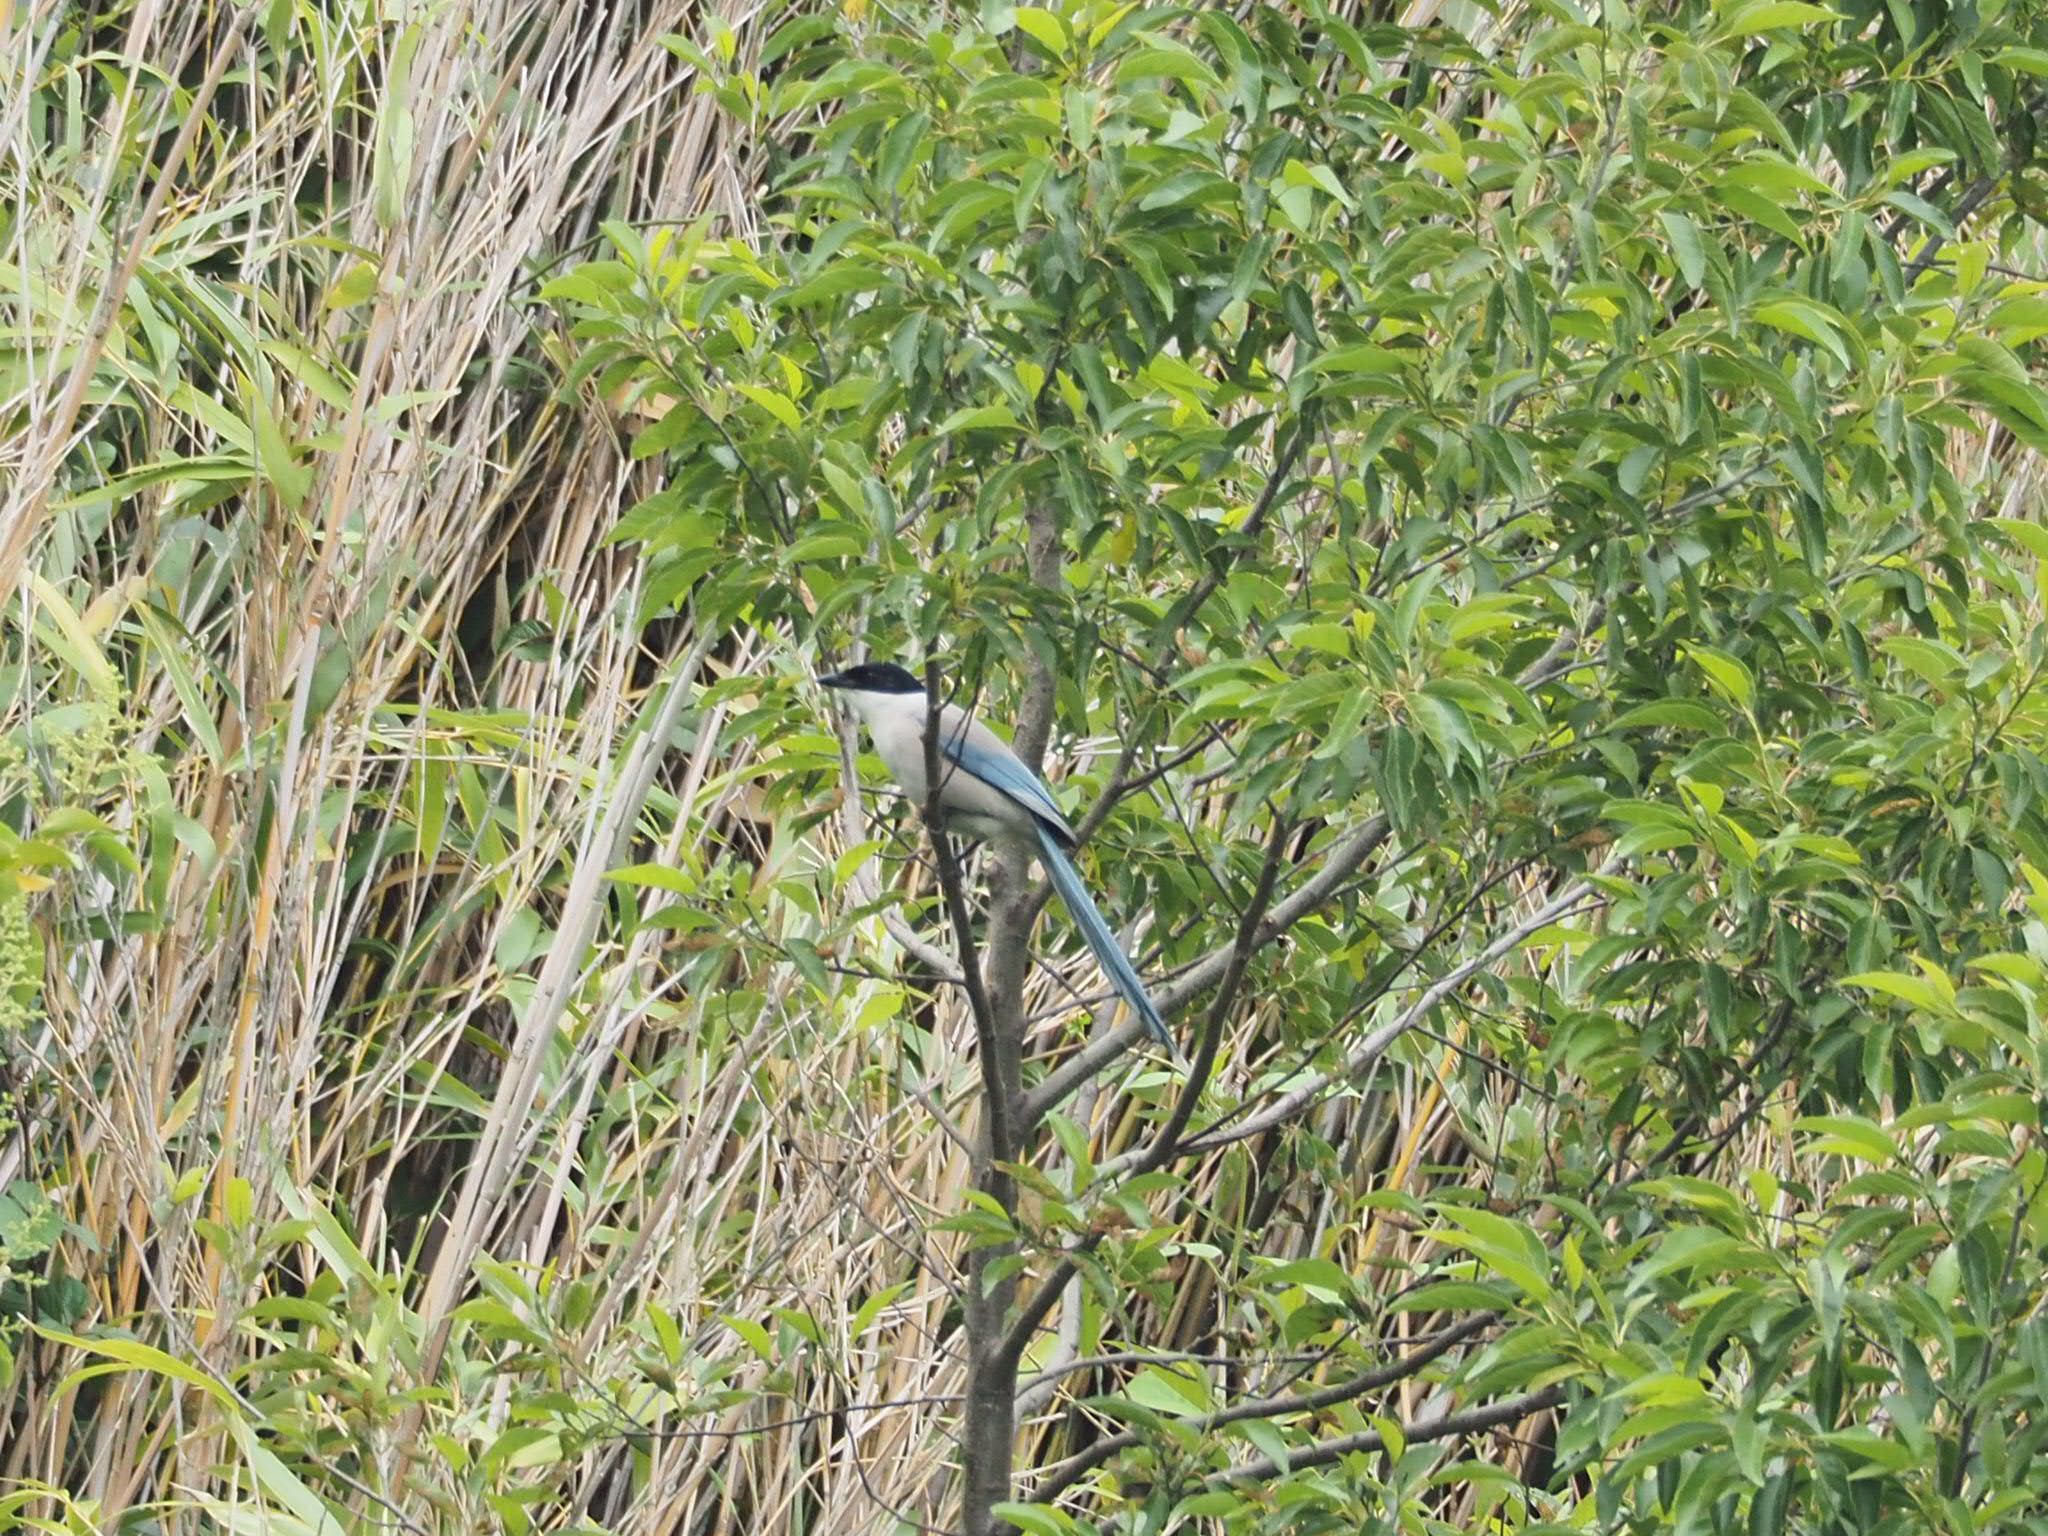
865, 697, 934, 801
868, 696, 1040, 840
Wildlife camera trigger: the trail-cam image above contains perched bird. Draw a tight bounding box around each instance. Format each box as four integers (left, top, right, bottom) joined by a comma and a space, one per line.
819, 660, 1179, 1059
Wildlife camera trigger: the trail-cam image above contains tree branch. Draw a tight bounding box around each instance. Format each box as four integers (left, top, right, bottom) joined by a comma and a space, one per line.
1214, 1383, 1568, 1483
1030, 1314, 1502, 1502
1016, 1345, 1388, 1398
994, 1234, 1102, 1372
1141, 816, 1292, 1167
1169, 419, 1310, 631
1180, 876, 1601, 1155
1020, 815, 1391, 1122
922, 659, 1009, 1165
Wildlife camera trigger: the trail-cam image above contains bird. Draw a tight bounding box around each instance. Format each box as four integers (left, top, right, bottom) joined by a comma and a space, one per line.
818, 660, 1180, 1060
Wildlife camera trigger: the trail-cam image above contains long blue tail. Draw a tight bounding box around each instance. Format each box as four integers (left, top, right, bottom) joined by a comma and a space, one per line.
1035, 824, 1181, 1060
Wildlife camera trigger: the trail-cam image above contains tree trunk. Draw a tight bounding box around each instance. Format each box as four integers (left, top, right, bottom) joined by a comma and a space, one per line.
959, 1227, 1020, 1536
959, 856, 1036, 1533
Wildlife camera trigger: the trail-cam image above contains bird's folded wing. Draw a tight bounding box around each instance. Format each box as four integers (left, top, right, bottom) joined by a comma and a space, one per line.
940, 726, 1076, 842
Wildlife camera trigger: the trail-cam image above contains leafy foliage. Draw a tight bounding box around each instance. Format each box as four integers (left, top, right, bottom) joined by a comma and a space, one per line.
560, 0, 2048, 1530
8, 0, 2048, 1533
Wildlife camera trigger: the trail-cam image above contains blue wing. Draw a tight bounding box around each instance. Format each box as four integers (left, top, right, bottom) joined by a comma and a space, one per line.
940, 728, 1076, 843
938, 720, 1179, 1059
1034, 823, 1181, 1060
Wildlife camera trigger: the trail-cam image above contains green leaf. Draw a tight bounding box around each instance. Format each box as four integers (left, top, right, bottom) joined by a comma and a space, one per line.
936, 403, 1019, 435
1309, 344, 1406, 378
371, 25, 422, 230
40, 1326, 235, 1405
1881, 635, 1963, 688
323, 261, 379, 310
733, 383, 802, 429
1259, 1257, 1354, 1299
1681, 645, 1754, 708
1011, 7, 1069, 56
1843, 969, 1952, 1014
1879, 189, 1954, 237
1613, 700, 1725, 732
1113, 44, 1220, 92
1120, 1365, 1212, 1415
606, 862, 696, 895
1752, 298, 1851, 369
227, 1420, 345, 1532
1714, 1, 1840, 38
1791, 1114, 1898, 1163
1659, 210, 1707, 289
134, 605, 223, 764
992, 1502, 1078, 1536
1994, 45, 2048, 76
1432, 1206, 1553, 1300
722, 1315, 775, 1358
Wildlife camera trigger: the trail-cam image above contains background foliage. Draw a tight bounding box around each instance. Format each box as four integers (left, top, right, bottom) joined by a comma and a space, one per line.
7, 0, 2048, 1532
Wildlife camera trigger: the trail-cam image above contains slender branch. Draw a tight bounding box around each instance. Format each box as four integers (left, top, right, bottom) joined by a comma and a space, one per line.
1030, 1314, 1502, 1502
1902, 172, 1999, 283
1143, 816, 1292, 1167
1948, 1149, 2048, 1495
1021, 815, 1391, 1122
882, 910, 965, 982
1016, 1345, 1398, 1398
1172, 419, 1310, 625
1214, 1383, 1568, 1483
579, 1389, 963, 1444
1074, 731, 1222, 840
1180, 878, 1601, 1154
994, 1234, 1102, 1372
1890, 88, 2044, 283
922, 659, 1009, 1165
1592, 991, 1798, 1188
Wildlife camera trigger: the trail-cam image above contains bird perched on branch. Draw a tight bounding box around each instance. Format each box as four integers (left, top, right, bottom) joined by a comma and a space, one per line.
819, 660, 1180, 1061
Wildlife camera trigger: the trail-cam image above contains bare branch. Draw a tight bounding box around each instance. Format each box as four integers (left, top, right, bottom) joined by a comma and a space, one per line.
1145, 815, 1292, 1165
1021, 814, 1391, 1123
1017, 1346, 1383, 1398
1170, 418, 1310, 632
1031, 1314, 1502, 1502
921, 659, 1009, 1166
1215, 1383, 1568, 1483
1182, 876, 1602, 1154
994, 1234, 1103, 1373
881, 910, 966, 983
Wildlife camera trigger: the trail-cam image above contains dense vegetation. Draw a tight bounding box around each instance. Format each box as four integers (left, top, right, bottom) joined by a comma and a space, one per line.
7, 0, 2048, 1532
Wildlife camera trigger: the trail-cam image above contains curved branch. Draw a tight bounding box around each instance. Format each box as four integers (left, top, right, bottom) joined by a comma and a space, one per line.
1016, 1345, 1380, 1398
1216, 1383, 1568, 1483
923, 660, 1009, 1164
994, 1234, 1102, 1373
1142, 815, 1292, 1167
1021, 814, 1391, 1123
1181, 878, 1600, 1155
1030, 1314, 1501, 1503
1168, 418, 1310, 633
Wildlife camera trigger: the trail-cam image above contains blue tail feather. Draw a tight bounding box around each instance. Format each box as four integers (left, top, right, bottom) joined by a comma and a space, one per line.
1035, 823, 1181, 1060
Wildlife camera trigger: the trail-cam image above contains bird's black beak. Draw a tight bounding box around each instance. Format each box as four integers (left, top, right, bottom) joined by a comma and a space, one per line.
816, 670, 852, 691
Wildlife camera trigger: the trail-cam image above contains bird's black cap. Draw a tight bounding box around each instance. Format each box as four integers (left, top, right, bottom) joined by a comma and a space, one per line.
818, 661, 923, 694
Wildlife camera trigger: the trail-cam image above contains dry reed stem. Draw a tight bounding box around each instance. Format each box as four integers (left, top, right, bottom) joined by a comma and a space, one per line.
10, 0, 2009, 1528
